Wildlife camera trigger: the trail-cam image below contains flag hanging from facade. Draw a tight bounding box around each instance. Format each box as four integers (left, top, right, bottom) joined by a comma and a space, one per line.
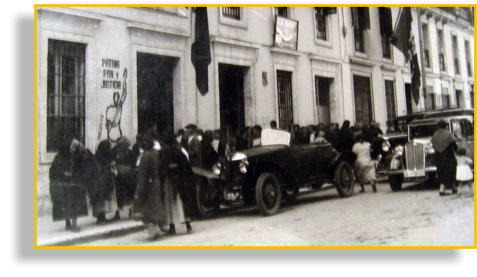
191, 7, 211, 96
391, 7, 420, 105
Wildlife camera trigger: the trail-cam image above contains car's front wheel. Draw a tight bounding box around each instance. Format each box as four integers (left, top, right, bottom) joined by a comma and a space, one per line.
334, 161, 355, 197
255, 172, 282, 215
194, 176, 220, 218
389, 174, 403, 191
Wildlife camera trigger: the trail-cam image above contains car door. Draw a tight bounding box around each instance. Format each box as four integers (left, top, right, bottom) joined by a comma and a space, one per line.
292, 142, 333, 180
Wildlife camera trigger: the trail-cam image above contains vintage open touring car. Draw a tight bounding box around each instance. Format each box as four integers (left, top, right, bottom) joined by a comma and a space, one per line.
191, 129, 357, 217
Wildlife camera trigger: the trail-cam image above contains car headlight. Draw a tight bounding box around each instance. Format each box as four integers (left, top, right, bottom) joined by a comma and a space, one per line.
426, 143, 435, 154
394, 145, 404, 156
212, 162, 222, 176
238, 159, 249, 174
382, 141, 391, 152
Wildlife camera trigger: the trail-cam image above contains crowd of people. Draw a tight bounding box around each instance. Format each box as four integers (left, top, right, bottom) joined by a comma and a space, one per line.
49, 119, 389, 237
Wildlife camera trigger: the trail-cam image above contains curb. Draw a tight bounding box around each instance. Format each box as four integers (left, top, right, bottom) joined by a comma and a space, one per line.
38, 224, 144, 247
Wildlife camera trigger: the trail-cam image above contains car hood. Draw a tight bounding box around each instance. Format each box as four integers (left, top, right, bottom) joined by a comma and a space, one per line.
236, 145, 288, 159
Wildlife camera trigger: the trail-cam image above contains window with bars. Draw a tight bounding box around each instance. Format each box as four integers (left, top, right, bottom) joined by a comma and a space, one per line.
314, 8, 327, 41
424, 86, 435, 111
452, 35, 460, 75
379, 7, 392, 59
437, 30, 446, 72
276, 70, 294, 131
385, 80, 396, 121
47, 39, 86, 152
222, 7, 241, 20
353, 75, 373, 123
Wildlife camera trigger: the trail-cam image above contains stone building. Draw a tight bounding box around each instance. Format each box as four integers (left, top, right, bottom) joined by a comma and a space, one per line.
36, 6, 474, 215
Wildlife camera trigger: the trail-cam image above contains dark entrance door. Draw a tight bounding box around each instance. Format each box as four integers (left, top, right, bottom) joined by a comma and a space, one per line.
219, 63, 245, 131
405, 83, 413, 113
315, 76, 332, 124
277, 70, 294, 130
353, 75, 373, 123
137, 52, 176, 135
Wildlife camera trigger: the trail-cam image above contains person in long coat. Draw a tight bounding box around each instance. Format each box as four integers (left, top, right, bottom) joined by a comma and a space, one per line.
431, 120, 458, 196
111, 137, 136, 219
338, 120, 354, 152
49, 137, 88, 232
134, 130, 167, 240
160, 133, 194, 235
92, 140, 117, 224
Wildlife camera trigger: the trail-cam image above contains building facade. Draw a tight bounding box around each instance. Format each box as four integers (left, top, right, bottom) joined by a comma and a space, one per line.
36, 6, 474, 215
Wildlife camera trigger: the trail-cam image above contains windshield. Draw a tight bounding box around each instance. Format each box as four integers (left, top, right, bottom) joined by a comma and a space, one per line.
261, 129, 290, 146
408, 124, 442, 140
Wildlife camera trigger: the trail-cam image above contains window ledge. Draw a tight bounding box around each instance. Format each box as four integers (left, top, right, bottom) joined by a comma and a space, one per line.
314, 38, 332, 48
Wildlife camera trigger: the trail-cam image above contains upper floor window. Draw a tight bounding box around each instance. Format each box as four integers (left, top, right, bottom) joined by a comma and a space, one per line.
437, 29, 446, 72
379, 7, 393, 59
351, 7, 370, 53
274, 7, 289, 18
47, 39, 86, 152
452, 35, 460, 75
221, 7, 241, 20
220, 7, 246, 28
465, 40, 473, 77
315, 8, 330, 41
422, 23, 431, 68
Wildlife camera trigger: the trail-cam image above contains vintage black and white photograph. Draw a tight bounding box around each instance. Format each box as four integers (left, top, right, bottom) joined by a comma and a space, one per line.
35, 5, 475, 247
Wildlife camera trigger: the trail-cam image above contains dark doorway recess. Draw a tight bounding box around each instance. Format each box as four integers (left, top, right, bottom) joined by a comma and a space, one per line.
219, 63, 246, 131
137, 52, 177, 135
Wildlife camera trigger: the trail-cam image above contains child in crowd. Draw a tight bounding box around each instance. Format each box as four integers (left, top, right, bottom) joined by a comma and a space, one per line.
455, 148, 473, 195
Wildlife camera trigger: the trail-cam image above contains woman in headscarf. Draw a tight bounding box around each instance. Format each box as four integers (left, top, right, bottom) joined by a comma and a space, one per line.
111, 137, 136, 220
49, 136, 88, 232
352, 132, 377, 193
92, 140, 117, 224
431, 120, 458, 196
134, 129, 167, 240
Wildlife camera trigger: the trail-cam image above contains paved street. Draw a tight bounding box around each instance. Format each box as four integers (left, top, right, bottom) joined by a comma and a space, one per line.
78, 181, 474, 247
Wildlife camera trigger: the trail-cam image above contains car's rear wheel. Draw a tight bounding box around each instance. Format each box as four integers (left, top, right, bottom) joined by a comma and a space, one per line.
255, 172, 281, 215
389, 174, 403, 191
334, 161, 355, 197
194, 176, 220, 218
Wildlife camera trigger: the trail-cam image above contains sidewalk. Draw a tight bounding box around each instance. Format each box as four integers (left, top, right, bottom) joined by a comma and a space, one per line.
36, 210, 144, 246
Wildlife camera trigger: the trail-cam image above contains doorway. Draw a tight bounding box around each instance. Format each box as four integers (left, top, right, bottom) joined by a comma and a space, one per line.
405, 83, 413, 113
219, 63, 246, 131
137, 52, 177, 135
315, 76, 332, 124
353, 75, 373, 123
